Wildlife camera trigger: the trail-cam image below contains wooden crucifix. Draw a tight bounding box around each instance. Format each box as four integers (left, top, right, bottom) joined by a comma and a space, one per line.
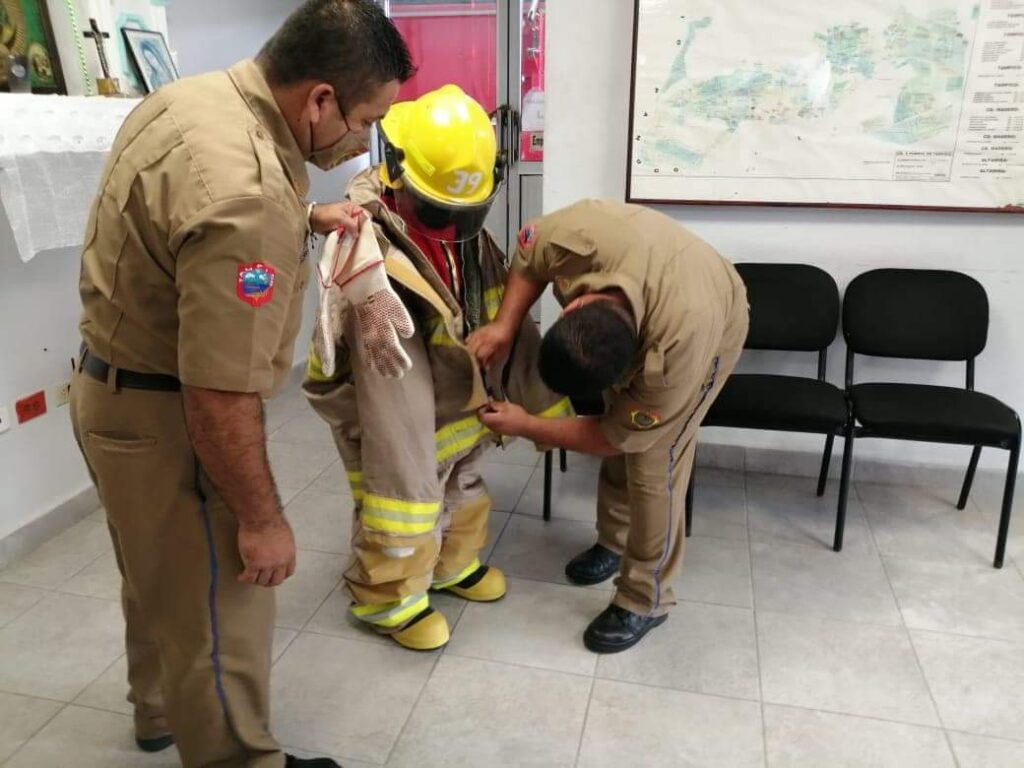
83, 18, 121, 96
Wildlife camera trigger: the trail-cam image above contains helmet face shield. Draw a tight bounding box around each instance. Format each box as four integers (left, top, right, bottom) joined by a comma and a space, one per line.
379, 113, 503, 243
392, 176, 498, 243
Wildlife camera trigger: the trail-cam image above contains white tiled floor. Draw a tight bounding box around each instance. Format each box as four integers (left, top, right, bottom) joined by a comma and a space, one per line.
1, 384, 1023, 766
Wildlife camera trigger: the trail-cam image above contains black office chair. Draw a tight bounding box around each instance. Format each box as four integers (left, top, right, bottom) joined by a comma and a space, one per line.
696, 263, 851, 537
838, 269, 1020, 568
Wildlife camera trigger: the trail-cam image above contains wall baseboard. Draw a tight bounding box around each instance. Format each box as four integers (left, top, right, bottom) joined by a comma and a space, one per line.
0, 485, 100, 571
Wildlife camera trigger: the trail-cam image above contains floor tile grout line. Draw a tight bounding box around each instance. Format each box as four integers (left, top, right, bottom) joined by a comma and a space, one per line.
943, 728, 1024, 746
439, 648, 599, 684
0, 587, 53, 630
69, 650, 127, 710
0, 687, 72, 706
0, 700, 70, 767
743, 469, 770, 768
762, 699, 968, 733
856, 482, 958, 762
382, 652, 443, 766
571, 675, 597, 768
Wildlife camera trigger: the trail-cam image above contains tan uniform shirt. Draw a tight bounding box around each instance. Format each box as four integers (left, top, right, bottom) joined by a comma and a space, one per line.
513, 199, 744, 454
79, 59, 310, 397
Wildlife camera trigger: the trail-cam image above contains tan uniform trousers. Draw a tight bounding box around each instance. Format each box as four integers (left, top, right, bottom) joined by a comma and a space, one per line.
597, 287, 749, 617
70, 365, 282, 768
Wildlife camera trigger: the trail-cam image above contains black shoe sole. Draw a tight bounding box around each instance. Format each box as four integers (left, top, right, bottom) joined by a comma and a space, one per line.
136, 734, 174, 753
583, 613, 668, 654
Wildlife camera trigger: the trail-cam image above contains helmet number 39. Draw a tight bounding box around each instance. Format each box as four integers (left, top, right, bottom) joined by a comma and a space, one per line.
447, 170, 484, 197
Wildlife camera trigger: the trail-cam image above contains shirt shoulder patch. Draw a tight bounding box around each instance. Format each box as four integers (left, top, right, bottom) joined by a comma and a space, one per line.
630, 409, 661, 430
518, 224, 537, 249
237, 262, 276, 307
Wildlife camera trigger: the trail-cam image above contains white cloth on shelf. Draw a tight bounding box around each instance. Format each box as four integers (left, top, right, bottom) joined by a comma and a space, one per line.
0, 94, 140, 262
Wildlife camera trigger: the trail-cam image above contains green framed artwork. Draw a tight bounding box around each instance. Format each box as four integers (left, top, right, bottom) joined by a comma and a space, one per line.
0, 0, 65, 93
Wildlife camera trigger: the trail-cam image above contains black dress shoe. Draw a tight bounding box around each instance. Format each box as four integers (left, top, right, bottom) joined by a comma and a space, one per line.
285, 755, 342, 767
565, 543, 621, 585
583, 605, 668, 654
136, 734, 174, 753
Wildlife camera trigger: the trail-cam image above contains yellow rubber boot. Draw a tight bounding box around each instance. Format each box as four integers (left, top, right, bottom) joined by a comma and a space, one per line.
390, 609, 450, 651
443, 566, 507, 602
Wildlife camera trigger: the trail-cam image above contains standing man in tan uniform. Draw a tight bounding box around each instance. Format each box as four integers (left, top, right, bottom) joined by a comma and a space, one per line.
468, 200, 748, 653
70, 2, 413, 766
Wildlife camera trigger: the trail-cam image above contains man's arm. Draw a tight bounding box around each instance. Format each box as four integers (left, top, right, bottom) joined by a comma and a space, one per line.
183, 386, 296, 587
478, 401, 620, 457
466, 270, 545, 369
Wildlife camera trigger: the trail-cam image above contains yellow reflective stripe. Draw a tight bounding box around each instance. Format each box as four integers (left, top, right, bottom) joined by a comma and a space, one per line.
347, 471, 364, 501
363, 495, 439, 516
426, 317, 458, 347
538, 397, 575, 420
361, 493, 441, 535
483, 286, 504, 321
435, 415, 493, 464
432, 558, 481, 590
351, 593, 429, 628
362, 515, 436, 535
438, 425, 491, 464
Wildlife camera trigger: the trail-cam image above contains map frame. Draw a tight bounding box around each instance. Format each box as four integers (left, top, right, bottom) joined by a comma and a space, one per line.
625, 0, 1024, 214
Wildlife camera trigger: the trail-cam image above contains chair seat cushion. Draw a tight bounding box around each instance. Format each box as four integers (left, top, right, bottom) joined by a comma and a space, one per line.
851, 383, 1019, 447
705, 374, 847, 433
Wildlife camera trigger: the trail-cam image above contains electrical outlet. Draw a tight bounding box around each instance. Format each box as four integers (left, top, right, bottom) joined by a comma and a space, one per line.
0, 406, 10, 435
53, 380, 72, 408
15, 391, 47, 425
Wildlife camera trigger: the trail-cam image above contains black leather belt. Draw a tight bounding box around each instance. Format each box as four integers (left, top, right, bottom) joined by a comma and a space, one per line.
81, 348, 181, 392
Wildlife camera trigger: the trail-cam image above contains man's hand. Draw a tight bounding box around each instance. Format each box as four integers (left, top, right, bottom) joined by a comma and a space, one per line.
478, 400, 532, 437
311, 201, 365, 235
466, 321, 516, 370
238, 517, 297, 587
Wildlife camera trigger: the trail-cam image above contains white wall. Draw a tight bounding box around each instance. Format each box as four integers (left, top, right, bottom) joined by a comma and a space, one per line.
0, 0, 363, 544
545, 0, 1024, 473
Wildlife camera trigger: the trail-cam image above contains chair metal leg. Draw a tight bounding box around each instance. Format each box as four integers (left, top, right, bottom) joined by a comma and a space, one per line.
994, 441, 1019, 569
559, 448, 568, 473
834, 432, 855, 552
957, 446, 983, 511
543, 451, 553, 522
817, 434, 835, 497
685, 467, 695, 538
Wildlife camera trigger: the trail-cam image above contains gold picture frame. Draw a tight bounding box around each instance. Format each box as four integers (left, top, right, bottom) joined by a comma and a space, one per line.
0, 0, 66, 94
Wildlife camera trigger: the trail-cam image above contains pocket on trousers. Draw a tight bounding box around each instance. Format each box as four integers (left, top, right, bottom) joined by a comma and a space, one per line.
85, 431, 158, 453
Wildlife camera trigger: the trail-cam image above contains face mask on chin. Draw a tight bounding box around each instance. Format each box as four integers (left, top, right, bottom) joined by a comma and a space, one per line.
309, 128, 369, 171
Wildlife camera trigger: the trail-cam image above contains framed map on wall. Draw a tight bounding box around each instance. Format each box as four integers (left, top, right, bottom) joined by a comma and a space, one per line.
626, 0, 1024, 212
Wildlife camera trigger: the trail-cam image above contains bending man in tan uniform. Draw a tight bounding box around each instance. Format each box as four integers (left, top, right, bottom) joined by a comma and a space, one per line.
70, 2, 413, 765
468, 200, 748, 653
304, 86, 571, 651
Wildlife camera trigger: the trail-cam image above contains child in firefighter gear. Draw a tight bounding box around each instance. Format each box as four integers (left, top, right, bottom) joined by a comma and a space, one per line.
468, 200, 749, 654
304, 85, 573, 651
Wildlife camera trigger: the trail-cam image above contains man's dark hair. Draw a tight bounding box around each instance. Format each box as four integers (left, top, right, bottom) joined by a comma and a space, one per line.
258, 0, 415, 111
539, 302, 639, 400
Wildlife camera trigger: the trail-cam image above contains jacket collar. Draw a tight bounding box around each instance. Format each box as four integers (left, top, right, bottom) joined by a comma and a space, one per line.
227, 59, 310, 198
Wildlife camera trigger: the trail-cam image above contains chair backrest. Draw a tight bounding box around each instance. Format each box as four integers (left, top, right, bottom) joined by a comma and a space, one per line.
843, 269, 988, 361
736, 263, 840, 352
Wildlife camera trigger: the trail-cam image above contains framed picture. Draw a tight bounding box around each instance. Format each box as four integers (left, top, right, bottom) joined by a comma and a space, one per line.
122, 26, 176, 94
0, 0, 66, 94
